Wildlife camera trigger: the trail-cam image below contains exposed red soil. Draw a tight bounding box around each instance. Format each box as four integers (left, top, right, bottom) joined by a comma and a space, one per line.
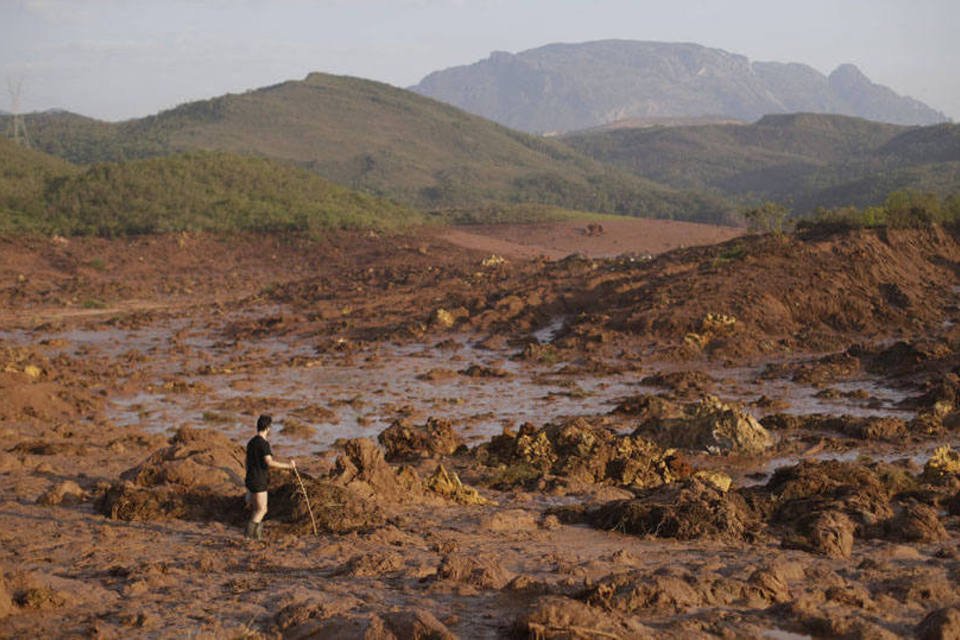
2, 222, 960, 639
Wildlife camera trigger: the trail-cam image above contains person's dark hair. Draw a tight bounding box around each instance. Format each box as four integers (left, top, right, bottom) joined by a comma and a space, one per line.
256, 414, 272, 433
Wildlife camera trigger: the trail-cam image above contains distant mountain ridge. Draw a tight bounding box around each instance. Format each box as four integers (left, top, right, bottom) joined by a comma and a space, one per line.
411, 40, 948, 133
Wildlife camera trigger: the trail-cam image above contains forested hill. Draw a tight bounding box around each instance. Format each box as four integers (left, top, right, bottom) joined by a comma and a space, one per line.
0, 73, 730, 223
0, 137, 423, 236
563, 113, 960, 213
411, 40, 948, 133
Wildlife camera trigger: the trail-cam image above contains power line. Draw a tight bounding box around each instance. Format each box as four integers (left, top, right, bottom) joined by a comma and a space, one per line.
7, 77, 32, 149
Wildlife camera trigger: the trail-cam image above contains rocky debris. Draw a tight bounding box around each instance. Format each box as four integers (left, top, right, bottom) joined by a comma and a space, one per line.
916, 606, 960, 640
611, 394, 685, 421
924, 445, 960, 484
633, 396, 773, 455
575, 478, 758, 542
580, 565, 794, 615
282, 610, 455, 640
425, 465, 489, 505
331, 438, 424, 503
269, 474, 385, 534
474, 418, 687, 489
759, 413, 908, 441
378, 417, 465, 462
515, 596, 654, 640
639, 370, 714, 398
458, 364, 511, 378
279, 418, 316, 439
36, 480, 86, 506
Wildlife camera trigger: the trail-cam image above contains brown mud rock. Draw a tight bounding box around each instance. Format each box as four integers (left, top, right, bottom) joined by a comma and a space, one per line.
332, 438, 424, 503
516, 595, 654, 639
96, 481, 242, 523
783, 509, 855, 558
36, 480, 86, 506
475, 417, 684, 489
640, 370, 715, 397
120, 426, 245, 493
269, 473, 385, 534
883, 502, 948, 543
611, 394, 685, 421
381, 609, 457, 640
917, 606, 960, 640
0, 573, 13, 619
378, 417, 464, 462
761, 460, 895, 535
435, 553, 513, 590
274, 591, 364, 635
634, 396, 773, 455
581, 478, 757, 541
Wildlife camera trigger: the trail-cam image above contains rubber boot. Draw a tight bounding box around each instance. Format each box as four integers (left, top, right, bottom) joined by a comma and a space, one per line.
245, 520, 257, 539
255, 521, 264, 541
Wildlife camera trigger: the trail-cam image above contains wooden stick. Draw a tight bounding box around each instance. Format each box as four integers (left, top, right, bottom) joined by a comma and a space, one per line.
293, 466, 319, 537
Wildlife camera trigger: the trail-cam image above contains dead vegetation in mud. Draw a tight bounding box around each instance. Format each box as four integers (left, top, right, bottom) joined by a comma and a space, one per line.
5, 224, 960, 638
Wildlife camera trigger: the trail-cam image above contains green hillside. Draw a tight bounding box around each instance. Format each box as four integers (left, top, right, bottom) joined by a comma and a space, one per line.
0, 144, 422, 236
0, 136, 78, 231
563, 113, 960, 213
1, 73, 732, 222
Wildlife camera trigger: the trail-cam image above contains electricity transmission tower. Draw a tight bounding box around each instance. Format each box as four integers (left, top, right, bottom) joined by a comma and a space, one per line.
7, 78, 32, 148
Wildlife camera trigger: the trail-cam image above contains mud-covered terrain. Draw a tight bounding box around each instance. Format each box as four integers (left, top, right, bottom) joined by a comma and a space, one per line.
2, 221, 960, 639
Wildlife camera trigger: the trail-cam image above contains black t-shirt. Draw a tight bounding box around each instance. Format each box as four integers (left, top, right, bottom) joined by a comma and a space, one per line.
245, 434, 272, 492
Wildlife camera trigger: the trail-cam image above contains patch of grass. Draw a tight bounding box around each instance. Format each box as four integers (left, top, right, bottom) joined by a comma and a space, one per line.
81, 298, 106, 309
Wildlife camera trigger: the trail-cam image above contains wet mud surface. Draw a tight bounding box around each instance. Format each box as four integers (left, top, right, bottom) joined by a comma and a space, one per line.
2, 224, 960, 638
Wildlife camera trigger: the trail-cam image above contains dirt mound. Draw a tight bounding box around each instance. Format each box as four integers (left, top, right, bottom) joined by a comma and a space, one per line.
576, 478, 758, 542
120, 426, 245, 493
96, 482, 243, 523
515, 596, 655, 640
474, 417, 686, 489
268, 474, 385, 534
331, 438, 425, 503
378, 417, 465, 462
435, 553, 514, 590
883, 502, 948, 543
633, 396, 773, 455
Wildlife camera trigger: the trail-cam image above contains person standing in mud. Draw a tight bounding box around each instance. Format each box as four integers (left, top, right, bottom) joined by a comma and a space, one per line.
244, 414, 296, 540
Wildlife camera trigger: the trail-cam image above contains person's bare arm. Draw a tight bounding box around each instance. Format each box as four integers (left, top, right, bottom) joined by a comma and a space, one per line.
264, 455, 296, 470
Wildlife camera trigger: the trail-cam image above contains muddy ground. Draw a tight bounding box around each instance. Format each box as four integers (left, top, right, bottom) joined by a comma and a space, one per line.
2, 220, 960, 639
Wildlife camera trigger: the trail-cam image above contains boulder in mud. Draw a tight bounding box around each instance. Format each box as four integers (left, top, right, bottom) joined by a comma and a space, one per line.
916, 606, 960, 640
634, 396, 773, 455
580, 477, 757, 542
378, 417, 464, 462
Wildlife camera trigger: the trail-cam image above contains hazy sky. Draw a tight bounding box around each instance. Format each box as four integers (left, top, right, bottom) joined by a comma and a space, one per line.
2, 0, 958, 122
